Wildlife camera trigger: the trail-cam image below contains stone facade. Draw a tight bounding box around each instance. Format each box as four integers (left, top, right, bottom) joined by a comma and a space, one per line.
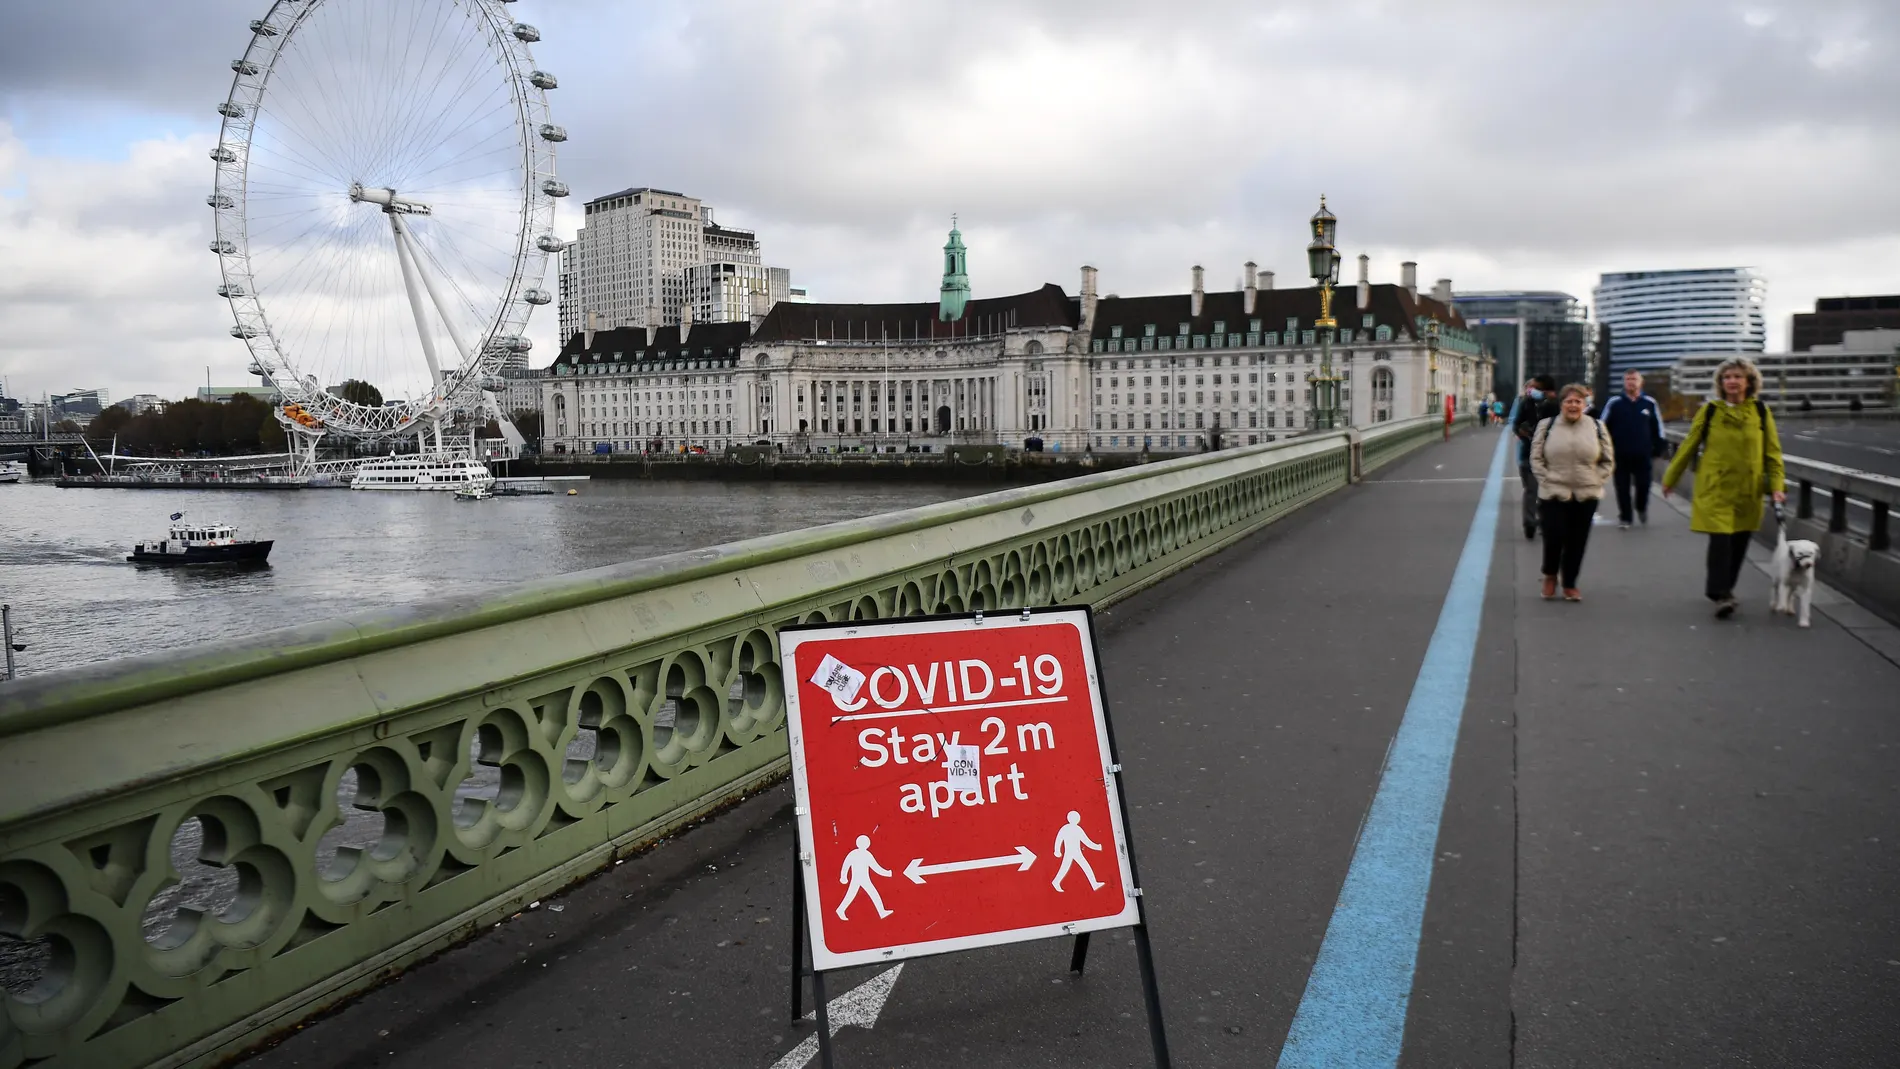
535, 228, 1491, 456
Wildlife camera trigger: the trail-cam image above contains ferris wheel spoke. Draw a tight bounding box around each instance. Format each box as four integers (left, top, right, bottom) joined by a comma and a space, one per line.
357, 2, 475, 182
395, 115, 520, 194
269, 26, 370, 178
245, 144, 346, 191
257, 76, 359, 187
373, 36, 496, 184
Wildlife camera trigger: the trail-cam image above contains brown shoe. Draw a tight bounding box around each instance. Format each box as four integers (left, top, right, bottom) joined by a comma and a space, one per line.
1541, 575, 1558, 599
1563, 588, 1582, 602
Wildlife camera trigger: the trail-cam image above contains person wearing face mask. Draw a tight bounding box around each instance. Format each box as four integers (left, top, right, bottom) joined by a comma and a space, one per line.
1511, 376, 1561, 540
1661, 356, 1786, 618
1530, 384, 1615, 601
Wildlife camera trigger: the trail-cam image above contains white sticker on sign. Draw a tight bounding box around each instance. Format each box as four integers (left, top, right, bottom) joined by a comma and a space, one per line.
945, 744, 981, 792
810, 653, 867, 705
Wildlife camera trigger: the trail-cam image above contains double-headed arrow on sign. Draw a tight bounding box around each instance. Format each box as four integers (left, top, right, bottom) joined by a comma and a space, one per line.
903, 846, 1036, 884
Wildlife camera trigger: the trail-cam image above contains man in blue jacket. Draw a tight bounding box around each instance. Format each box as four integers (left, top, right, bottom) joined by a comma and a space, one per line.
1594, 369, 1666, 527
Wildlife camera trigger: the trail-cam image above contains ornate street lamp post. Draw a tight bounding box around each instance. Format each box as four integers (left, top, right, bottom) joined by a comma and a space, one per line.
1425, 316, 1442, 416
1306, 197, 1344, 430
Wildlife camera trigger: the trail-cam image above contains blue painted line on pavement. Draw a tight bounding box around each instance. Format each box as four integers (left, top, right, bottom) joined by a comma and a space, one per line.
1277, 430, 1509, 1069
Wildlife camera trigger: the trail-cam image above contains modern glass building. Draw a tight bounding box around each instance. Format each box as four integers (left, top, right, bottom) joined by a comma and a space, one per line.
1450, 291, 1593, 398
1593, 268, 1765, 374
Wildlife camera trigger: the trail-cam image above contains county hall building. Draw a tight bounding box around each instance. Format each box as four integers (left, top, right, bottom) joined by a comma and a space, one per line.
538, 223, 1491, 455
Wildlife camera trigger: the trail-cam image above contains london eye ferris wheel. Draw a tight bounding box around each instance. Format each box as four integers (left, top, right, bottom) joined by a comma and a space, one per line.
207, 0, 567, 458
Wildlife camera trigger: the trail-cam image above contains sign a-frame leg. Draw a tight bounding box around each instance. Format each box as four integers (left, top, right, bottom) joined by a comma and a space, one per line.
791, 831, 837, 1068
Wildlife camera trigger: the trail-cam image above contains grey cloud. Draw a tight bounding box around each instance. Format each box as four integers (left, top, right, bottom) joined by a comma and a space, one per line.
2, 0, 1897, 399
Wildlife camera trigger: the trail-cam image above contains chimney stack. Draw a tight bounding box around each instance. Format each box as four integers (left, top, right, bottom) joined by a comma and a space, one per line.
583, 309, 598, 350
1401, 261, 1418, 300
1243, 261, 1258, 315
645, 303, 659, 346
1079, 263, 1109, 337
1432, 278, 1453, 305
680, 301, 694, 342
1261, 270, 1275, 290
1190, 265, 1205, 318
1356, 255, 1371, 311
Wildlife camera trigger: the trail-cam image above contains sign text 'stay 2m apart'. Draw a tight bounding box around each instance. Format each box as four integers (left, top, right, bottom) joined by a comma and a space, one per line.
782, 611, 1141, 970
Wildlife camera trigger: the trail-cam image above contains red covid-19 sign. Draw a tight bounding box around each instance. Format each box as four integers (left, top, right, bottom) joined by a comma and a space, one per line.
781, 608, 1139, 970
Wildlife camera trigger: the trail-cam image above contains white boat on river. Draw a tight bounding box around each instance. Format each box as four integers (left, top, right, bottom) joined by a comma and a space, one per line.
349, 453, 494, 492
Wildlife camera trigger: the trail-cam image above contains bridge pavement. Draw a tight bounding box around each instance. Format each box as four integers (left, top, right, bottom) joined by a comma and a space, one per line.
243, 429, 1899, 1069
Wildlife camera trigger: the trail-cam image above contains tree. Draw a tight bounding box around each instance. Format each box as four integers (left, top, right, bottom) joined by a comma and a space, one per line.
511, 408, 543, 442
89, 405, 132, 440
337, 379, 384, 407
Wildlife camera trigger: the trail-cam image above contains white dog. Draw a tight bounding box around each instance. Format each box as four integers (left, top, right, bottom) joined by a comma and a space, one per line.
1770, 528, 1820, 628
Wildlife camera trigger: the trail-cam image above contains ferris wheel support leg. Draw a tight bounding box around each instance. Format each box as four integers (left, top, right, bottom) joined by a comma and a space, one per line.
280, 418, 325, 478
388, 213, 446, 389
390, 212, 479, 366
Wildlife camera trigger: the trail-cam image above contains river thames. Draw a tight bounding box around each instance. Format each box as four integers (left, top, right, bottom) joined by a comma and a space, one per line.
0, 477, 983, 680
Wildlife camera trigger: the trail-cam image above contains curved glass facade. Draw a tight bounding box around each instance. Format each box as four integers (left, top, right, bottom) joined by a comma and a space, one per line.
1593, 268, 1765, 373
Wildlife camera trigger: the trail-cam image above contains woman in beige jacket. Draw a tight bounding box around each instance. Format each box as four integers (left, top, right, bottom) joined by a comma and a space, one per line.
1531, 383, 1616, 600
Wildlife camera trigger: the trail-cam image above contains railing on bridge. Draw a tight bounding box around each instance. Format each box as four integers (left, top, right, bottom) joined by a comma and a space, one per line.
0, 416, 1446, 1069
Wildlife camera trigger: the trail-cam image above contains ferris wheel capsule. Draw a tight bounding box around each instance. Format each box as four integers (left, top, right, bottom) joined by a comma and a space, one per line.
232, 59, 260, 76
511, 23, 540, 42
536, 234, 565, 253
210, 146, 237, 163
522, 288, 552, 305
529, 70, 557, 90
249, 19, 278, 36
538, 124, 567, 142
231, 325, 261, 339
541, 179, 569, 198
217, 102, 245, 118
207, 193, 235, 209
217, 283, 247, 298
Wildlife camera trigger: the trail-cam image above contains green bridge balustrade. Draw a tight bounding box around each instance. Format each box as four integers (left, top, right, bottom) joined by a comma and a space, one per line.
0, 416, 1448, 1069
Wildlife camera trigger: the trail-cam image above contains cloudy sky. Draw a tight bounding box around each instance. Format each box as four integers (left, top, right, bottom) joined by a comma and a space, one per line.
2, 0, 1895, 402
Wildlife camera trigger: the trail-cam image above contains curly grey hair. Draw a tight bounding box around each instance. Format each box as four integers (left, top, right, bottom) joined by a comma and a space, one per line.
1712, 356, 1762, 400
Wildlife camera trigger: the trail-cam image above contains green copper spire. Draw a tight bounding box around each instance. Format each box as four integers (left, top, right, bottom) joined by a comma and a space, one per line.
938, 216, 970, 322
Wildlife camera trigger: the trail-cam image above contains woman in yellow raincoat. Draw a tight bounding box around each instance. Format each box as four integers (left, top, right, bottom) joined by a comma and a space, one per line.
1661, 356, 1786, 618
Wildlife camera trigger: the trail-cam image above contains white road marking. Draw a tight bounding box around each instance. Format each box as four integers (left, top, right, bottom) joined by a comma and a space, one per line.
768, 965, 905, 1069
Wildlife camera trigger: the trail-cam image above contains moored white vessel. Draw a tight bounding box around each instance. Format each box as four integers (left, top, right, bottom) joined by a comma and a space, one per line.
0, 460, 24, 484
350, 453, 494, 492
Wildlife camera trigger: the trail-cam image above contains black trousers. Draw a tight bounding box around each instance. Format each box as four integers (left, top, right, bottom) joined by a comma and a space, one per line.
1612, 453, 1652, 522
1519, 462, 1540, 531
1705, 531, 1754, 601
1538, 498, 1598, 588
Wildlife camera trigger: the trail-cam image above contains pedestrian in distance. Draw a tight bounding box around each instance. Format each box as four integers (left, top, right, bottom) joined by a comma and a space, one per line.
1661, 357, 1786, 619
1594, 369, 1667, 528
1511, 376, 1561, 540
1530, 383, 1615, 601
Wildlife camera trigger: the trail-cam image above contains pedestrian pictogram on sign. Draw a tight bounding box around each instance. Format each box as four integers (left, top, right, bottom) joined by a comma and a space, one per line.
782, 608, 1142, 969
